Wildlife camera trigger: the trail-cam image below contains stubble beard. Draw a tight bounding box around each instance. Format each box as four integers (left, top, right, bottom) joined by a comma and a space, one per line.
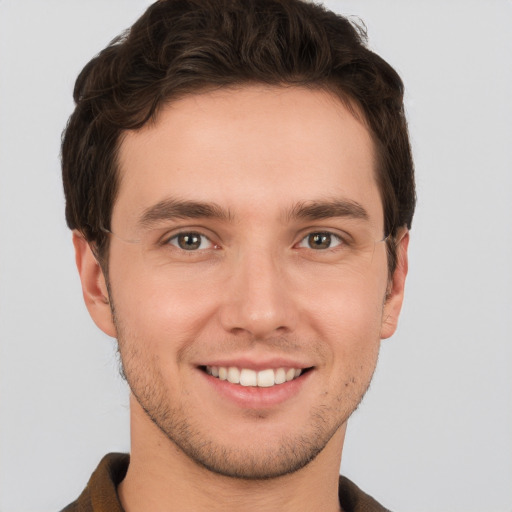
130, 380, 344, 480
118, 341, 375, 480
110, 297, 377, 480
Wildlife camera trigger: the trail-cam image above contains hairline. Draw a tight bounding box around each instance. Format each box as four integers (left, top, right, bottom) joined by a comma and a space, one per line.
96, 81, 395, 274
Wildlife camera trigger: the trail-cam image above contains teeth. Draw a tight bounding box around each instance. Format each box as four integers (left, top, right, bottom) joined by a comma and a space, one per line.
240, 369, 257, 387
205, 366, 303, 387
257, 369, 275, 387
275, 368, 286, 384
227, 367, 240, 384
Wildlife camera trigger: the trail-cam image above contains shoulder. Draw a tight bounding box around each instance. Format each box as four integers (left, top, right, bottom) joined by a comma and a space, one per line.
338, 475, 392, 512
59, 453, 129, 512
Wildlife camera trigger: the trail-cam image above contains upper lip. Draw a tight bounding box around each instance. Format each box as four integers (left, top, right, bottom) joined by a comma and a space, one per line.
196, 357, 313, 372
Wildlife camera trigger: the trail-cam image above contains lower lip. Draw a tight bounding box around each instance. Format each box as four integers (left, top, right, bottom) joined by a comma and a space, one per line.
200, 369, 312, 409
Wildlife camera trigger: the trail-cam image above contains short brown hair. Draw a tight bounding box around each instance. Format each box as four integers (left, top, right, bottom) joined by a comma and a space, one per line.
62, 0, 415, 272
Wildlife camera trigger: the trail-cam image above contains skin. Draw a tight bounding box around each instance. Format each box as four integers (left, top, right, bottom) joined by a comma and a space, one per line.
74, 85, 409, 512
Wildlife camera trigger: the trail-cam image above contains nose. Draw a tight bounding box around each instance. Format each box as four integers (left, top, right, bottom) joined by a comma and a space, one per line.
219, 248, 298, 339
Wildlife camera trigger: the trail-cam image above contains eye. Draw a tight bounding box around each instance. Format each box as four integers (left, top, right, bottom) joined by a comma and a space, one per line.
297, 232, 343, 250
167, 232, 214, 251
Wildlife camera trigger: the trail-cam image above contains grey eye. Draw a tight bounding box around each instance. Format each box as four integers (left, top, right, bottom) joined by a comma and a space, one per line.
169, 232, 211, 251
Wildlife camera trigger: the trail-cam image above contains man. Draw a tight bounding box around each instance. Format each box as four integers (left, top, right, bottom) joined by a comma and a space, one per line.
61, 0, 415, 510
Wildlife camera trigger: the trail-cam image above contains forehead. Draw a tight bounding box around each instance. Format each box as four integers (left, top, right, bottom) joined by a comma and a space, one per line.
114, 85, 382, 229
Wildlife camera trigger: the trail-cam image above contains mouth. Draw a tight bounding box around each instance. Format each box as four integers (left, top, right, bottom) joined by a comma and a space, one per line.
200, 365, 310, 388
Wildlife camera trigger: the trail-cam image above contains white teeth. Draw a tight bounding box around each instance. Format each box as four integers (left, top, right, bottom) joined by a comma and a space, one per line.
205, 366, 305, 387
240, 369, 257, 387
227, 367, 240, 384
274, 368, 286, 384
257, 369, 275, 387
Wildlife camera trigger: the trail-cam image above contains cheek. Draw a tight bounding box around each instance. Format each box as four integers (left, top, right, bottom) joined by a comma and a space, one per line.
314, 287, 383, 384
108, 244, 389, 355
109, 260, 222, 349
305, 269, 387, 340
300, 268, 386, 387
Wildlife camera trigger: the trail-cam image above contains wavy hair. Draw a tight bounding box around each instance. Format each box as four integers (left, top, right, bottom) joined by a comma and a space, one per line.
61, 0, 415, 273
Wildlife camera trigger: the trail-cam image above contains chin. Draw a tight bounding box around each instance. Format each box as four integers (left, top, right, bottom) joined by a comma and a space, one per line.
134, 386, 345, 480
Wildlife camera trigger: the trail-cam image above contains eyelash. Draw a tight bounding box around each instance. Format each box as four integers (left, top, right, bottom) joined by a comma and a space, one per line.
165, 232, 217, 251
296, 232, 345, 250
163, 230, 347, 252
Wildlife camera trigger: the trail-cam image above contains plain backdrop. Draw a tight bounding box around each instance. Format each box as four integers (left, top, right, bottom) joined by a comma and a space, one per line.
1, 1, 511, 511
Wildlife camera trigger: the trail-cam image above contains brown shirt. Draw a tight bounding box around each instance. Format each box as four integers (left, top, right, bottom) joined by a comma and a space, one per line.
61, 453, 391, 512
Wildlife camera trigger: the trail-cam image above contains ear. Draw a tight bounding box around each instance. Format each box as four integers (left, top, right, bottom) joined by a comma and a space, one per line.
72, 231, 117, 338
380, 229, 409, 340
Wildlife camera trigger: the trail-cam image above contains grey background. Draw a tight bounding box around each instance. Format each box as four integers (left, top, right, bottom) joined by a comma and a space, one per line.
1, 1, 511, 511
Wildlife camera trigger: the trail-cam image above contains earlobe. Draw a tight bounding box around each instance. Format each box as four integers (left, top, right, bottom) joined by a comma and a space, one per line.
380, 230, 409, 340
72, 231, 117, 338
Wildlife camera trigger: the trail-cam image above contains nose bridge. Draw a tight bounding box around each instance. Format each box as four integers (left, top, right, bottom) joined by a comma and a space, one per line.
220, 243, 297, 337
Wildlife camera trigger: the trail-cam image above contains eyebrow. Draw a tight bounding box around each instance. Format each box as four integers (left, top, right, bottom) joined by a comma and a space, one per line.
137, 197, 369, 228
286, 199, 369, 222
138, 198, 233, 228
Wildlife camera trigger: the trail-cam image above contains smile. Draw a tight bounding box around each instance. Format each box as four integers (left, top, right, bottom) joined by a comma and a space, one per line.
204, 366, 304, 388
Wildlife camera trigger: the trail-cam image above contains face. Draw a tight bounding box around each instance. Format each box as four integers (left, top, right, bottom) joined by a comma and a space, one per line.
76, 85, 408, 479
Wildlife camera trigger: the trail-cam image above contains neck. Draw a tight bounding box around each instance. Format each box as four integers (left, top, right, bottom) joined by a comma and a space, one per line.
118, 396, 345, 512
